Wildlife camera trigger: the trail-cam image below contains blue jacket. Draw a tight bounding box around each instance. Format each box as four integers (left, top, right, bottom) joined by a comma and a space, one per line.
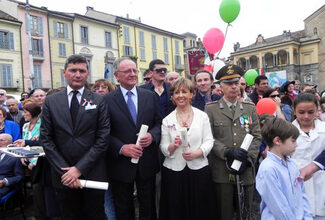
192, 92, 221, 111
4, 119, 21, 141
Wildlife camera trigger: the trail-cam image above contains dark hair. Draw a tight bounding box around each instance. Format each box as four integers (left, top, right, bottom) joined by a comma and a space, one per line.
149, 59, 165, 71
23, 103, 42, 118
170, 78, 195, 96
281, 95, 293, 106
143, 69, 150, 77
320, 97, 325, 106
261, 116, 299, 148
194, 70, 214, 82
255, 75, 268, 85
263, 88, 278, 98
64, 54, 89, 70
293, 93, 318, 109
0, 107, 6, 119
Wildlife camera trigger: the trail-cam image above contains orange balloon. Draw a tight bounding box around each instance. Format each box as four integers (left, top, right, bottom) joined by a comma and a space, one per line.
256, 98, 277, 116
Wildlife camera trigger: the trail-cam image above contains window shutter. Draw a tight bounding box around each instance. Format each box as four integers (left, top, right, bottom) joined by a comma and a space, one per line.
130, 47, 133, 56
38, 17, 43, 35
39, 39, 43, 53
64, 23, 69, 39
9, 32, 14, 50
63, 44, 66, 57
54, 21, 58, 37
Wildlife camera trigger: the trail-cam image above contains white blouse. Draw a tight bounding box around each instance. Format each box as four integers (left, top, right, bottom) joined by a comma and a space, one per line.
160, 107, 214, 171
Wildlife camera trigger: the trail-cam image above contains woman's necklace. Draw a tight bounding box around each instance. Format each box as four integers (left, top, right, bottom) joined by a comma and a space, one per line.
176, 109, 193, 128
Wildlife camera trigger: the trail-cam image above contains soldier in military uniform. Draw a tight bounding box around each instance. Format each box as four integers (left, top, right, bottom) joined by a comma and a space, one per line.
205, 64, 262, 220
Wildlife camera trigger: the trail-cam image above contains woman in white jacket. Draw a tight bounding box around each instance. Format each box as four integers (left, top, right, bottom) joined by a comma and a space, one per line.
292, 93, 325, 220
159, 78, 216, 220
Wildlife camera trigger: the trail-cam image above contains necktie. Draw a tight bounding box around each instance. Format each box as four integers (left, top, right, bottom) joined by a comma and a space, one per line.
230, 104, 236, 115
126, 91, 137, 124
70, 91, 79, 126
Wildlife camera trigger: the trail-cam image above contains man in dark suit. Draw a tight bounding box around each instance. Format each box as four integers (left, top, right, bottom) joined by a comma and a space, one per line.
140, 59, 175, 118
40, 55, 110, 220
104, 57, 161, 220
0, 133, 24, 197
192, 70, 221, 111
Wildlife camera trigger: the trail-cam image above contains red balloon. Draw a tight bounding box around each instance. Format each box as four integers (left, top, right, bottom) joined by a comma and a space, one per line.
256, 98, 277, 116
203, 28, 225, 54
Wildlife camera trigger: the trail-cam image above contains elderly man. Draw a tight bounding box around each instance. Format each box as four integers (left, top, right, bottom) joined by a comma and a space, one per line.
205, 64, 262, 220
165, 71, 180, 84
7, 98, 23, 124
30, 89, 46, 107
0, 133, 24, 197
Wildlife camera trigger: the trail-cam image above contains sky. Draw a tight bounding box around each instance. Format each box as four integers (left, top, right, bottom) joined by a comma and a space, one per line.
16, 0, 325, 58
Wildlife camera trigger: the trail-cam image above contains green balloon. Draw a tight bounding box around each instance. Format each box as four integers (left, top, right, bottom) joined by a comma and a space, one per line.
244, 69, 259, 86
219, 0, 241, 23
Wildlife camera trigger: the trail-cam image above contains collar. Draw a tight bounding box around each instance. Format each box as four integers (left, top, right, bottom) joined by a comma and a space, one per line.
120, 86, 137, 97
267, 151, 290, 166
67, 85, 84, 96
222, 97, 237, 108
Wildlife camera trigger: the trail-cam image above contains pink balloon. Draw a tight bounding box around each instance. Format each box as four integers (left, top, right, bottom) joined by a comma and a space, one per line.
203, 28, 225, 54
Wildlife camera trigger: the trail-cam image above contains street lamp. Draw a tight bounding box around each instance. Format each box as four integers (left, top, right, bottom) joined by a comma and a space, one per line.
26, 0, 34, 90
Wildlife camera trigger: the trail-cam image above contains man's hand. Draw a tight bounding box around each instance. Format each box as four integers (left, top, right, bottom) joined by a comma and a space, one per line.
121, 144, 143, 158
67, 179, 83, 189
0, 180, 5, 188
61, 166, 82, 187
138, 133, 153, 148
14, 139, 26, 147
300, 163, 320, 181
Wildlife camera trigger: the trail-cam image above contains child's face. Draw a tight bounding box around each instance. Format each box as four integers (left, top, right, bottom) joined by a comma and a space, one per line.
294, 102, 317, 128
280, 137, 297, 157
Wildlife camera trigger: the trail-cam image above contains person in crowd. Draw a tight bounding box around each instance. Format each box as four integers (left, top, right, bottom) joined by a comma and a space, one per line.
0, 133, 24, 197
91, 79, 116, 95
104, 57, 161, 220
256, 116, 312, 220
239, 77, 252, 102
205, 64, 262, 220
192, 70, 221, 111
143, 69, 152, 84
294, 80, 301, 95
165, 71, 180, 85
140, 59, 175, 118
248, 75, 269, 105
290, 93, 325, 219
0, 89, 8, 112
245, 85, 254, 95
30, 88, 46, 107
159, 78, 215, 219
7, 97, 23, 124
18, 92, 29, 110
212, 82, 223, 96
319, 97, 325, 121
262, 88, 286, 120
40, 54, 110, 219
280, 80, 297, 102
0, 107, 21, 141
300, 150, 325, 181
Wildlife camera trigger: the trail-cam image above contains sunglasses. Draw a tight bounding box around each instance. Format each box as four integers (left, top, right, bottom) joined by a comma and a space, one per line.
144, 77, 151, 81
0, 94, 5, 96
270, 94, 280, 98
154, 68, 167, 73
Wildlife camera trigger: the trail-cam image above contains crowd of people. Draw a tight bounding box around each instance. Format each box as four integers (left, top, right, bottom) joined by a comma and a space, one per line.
0, 54, 325, 220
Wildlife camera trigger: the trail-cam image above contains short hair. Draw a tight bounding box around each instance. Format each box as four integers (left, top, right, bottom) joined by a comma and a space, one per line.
64, 54, 89, 70
293, 93, 318, 109
0, 89, 7, 96
194, 70, 213, 82
92, 79, 116, 92
113, 57, 136, 74
6, 97, 18, 104
255, 75, 268, 85
149, 59, 165, 71
170, 78, 195, 96
23, 103, 42, 118
0, 133, 13, 144
263, 88, 278, 98
143, 69, 150, 77
320, 97, 325, 106
166, 72, 180, 79
261, 116, 299, 148
30, 88, 46, 97
0, 107, 6, 118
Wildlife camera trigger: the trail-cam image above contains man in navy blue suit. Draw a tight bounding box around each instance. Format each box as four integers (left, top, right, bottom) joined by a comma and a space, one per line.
0, 133, 24, 197
300, 150, 325, 181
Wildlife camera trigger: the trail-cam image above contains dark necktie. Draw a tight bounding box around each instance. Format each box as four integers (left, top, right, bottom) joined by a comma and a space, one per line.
70, 91, 79, 126
126, 91, 137, 124
230, 104, 236, 115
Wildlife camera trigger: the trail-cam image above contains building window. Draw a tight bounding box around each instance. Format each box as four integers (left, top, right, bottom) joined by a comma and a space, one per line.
80, 26, 88, 44
175, 40, 179, 54
175, 55, 181, 65
60, 69, 67, 86
105, 31, 112, 48
0, 64, 13, 87
139, 31, 145, 47
123, 26, 130, 44
53, 21, 68, 38
278, 50, 288, 65
238, 58, 247, 70
249, 55, 258, 69
32, 39, 43, 57
164, 53, 169, 64
140, 48, 146, 61
0, 31, 14, 50
264, 53, 274, 67
314, 27, 318, 35
163, 38, 168, 52
59, 43, 66, 57
30, 15, 43, 36
123, 45, 133, 56
183, 40, 186, 48
151, 35, 156, 50
105, 62, 114, 83
152, 51, 157, 60
33, 65, 42, 88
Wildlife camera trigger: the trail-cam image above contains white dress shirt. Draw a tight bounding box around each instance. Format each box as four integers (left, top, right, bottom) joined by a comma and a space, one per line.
160, 107, 214, 171
67, 85, 84, 107
120, 86, 138, 113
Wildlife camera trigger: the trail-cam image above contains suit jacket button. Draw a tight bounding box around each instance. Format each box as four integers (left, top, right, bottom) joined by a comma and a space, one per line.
233, 143, 237, 146
234, 123, 237, 126
234, 133, 237, 136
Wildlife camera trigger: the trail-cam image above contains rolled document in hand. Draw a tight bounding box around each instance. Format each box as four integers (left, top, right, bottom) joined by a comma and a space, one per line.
231, 133, 254, 171
131, 124, 149, 164
79, 180, 109, 190
178, 128, 189, 152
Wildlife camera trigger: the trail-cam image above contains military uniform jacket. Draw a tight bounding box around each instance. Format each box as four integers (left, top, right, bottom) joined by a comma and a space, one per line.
205, 98, 262, 185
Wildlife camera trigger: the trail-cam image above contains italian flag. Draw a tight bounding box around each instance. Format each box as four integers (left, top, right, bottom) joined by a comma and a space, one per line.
204, 50, 213, 72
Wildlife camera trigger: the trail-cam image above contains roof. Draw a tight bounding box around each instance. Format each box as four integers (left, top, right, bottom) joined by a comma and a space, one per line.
304, 4, 325, 22
0, 10, 21, 23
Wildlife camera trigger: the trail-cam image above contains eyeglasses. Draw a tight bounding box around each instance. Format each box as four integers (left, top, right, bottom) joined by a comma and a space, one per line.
144, 77, 151, 81
118, 69, 139, 74
270, 94, 280, 98
0, 94, 5, 96
154, 68, 167, 73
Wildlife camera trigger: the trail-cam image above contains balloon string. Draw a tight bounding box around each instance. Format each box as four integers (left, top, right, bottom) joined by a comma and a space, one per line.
216, 23, 230, 58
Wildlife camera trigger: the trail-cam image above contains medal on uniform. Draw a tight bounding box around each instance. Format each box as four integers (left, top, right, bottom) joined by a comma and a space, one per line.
239, 116, 244, 127
243, 114, 250, 133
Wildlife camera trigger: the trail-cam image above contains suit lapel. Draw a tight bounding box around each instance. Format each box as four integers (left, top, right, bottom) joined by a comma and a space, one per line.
136, 87, 146, 128
59, 90, 73, 131
74, 88, 91, 131
220, 99, 234, 120
233, 103, 242, 120
114, 88, 136, 127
